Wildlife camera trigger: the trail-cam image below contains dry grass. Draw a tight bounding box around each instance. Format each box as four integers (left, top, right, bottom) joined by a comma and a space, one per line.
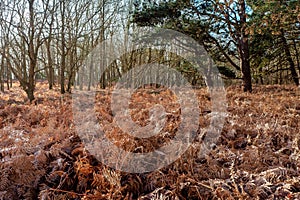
0, 82, 300, 199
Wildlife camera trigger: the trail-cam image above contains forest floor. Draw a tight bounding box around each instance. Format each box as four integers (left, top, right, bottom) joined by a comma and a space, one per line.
0, 82, 300, 200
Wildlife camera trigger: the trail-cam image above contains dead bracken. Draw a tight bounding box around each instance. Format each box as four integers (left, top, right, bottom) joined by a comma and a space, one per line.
0, 82, 300, 199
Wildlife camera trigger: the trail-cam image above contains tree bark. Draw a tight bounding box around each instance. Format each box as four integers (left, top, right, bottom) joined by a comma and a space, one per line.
238, 0, 252, 92
292, 39, 300, 73
67, 49, 75, 93
27, 0, 36, 102
0, 48, 5, 92
60, 0, 66, 94
280, 29, 299, 86
46, 8, 54, 90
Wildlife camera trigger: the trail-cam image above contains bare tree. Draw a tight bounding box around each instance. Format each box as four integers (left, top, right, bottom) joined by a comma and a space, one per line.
0, 0, 54, 101
44, 0, 57, 89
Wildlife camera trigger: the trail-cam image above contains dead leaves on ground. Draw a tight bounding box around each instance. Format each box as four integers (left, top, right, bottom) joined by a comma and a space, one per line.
0, 82, 300, 199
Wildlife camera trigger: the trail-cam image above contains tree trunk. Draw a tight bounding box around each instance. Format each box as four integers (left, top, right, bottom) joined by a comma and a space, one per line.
238, 0, 252, 92
292, 38, 300, 77
28, 62, 36, 102
49, 66, 54, 89
6, 61, 11, 90
26, 86, 35, 103
0, 50, 4, 92
240, 48, 252, 92
67, 46, 76, 93
99, 2, 106, 89
67, 62, 75, 93
280, 29, 299, 86
28, 0, 36, 102
61, 51, 66, 94
60, 0, 66, 94
46, 12, 54, 90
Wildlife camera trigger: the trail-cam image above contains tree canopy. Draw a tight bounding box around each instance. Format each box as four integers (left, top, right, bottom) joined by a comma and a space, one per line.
132, 0, 300, 91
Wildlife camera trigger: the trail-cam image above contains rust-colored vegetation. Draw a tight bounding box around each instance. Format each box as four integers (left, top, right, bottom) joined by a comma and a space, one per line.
0, 82, 300, 199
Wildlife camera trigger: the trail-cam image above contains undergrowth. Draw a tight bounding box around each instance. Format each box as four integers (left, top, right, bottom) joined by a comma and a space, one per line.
0, 82, 300, 199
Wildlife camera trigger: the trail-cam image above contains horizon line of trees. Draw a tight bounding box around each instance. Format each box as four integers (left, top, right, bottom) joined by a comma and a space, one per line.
0, 0, 299, 102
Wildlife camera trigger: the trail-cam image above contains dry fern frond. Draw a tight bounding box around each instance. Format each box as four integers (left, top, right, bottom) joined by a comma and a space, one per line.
92, 172, 105, 189
138, 187, 179, 200
259, 167, 298, 184
1, 83, 300, 199
102, 167, 121, 188
214, 187, 235, 200
0, 165, 11, 191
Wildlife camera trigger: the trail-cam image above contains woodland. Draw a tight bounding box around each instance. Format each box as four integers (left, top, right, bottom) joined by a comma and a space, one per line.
0, 0, 300, 199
